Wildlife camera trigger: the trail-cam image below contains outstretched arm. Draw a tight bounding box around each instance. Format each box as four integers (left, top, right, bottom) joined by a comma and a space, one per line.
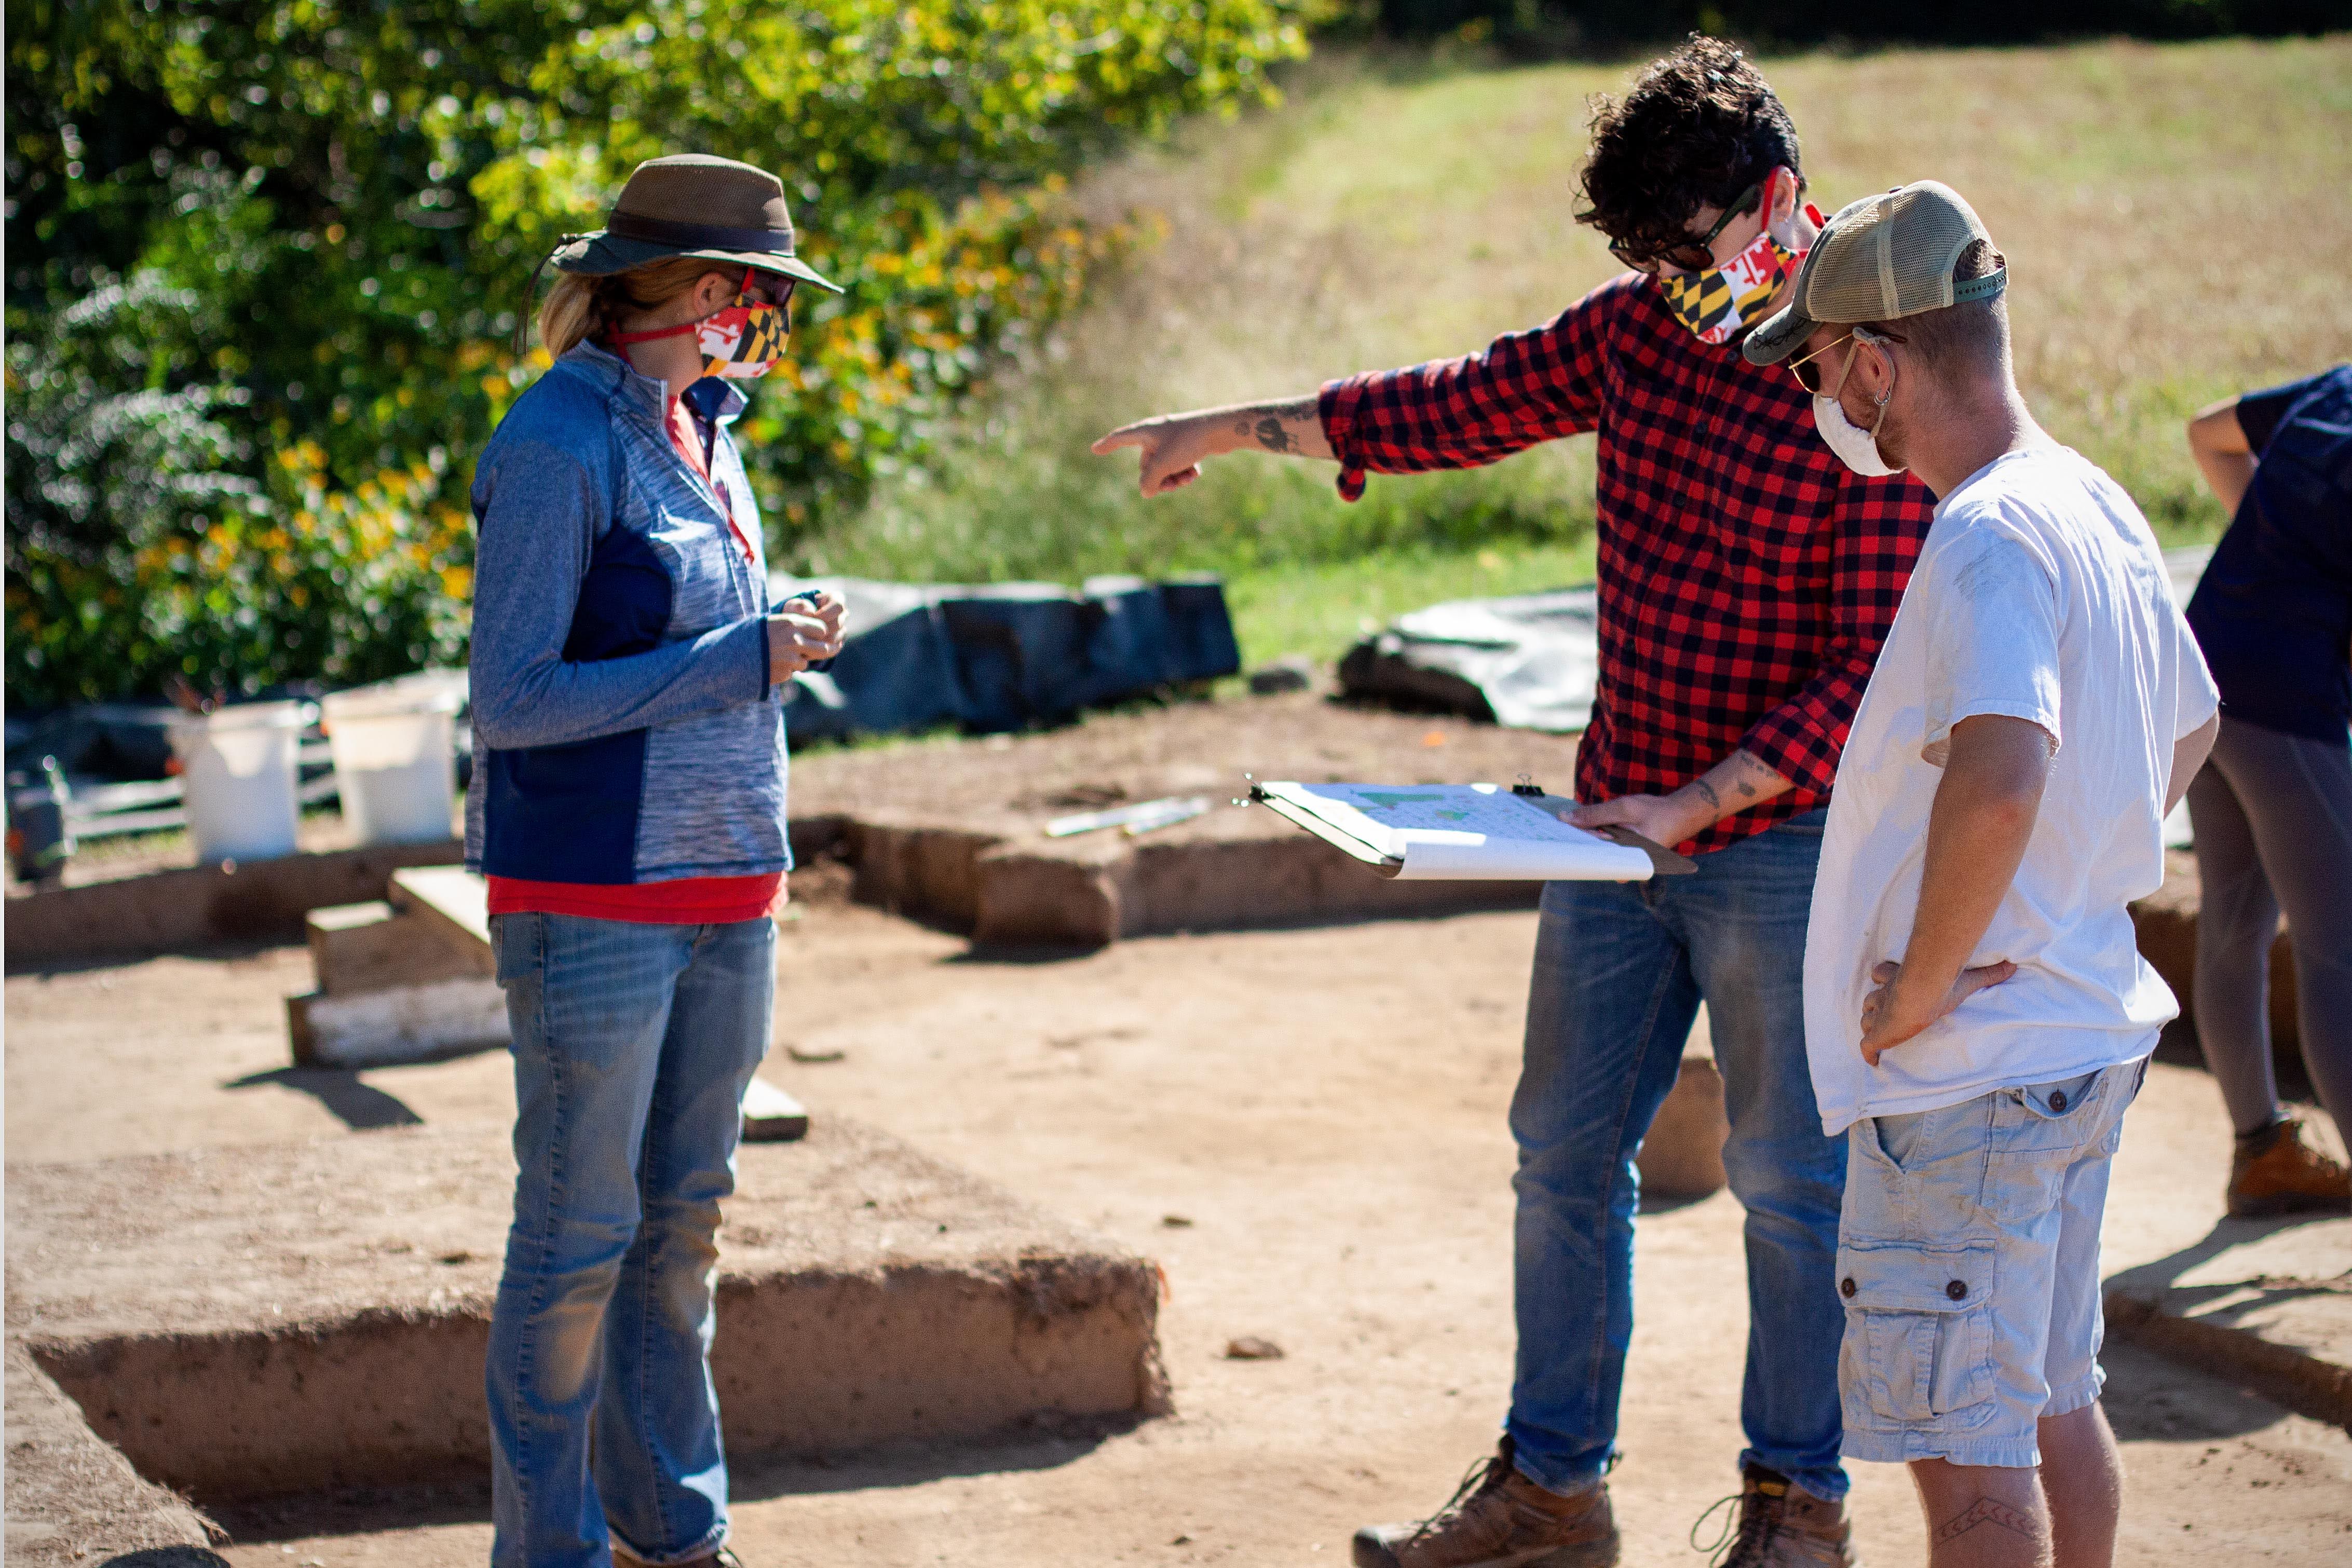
1092, 396, 1335, 497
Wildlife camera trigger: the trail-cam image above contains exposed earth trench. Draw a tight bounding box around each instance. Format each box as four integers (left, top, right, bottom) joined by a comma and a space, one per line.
7, 860, 2348, 1565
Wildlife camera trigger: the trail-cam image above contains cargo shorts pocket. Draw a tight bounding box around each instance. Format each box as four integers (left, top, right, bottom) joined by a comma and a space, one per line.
1839, 1239, 1997, 1426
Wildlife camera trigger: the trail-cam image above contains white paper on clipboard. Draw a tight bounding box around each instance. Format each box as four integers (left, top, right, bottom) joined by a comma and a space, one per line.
1253, 782, 1654, 881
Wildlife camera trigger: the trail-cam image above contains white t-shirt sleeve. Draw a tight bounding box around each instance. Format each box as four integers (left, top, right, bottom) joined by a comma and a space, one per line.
2170, 605, 2221, 740
1921, 524, 2063, 767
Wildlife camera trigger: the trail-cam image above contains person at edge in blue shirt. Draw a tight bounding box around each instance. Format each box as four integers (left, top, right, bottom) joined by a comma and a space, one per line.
466, 153, 846, 1568
2181, 364, 2352, 1218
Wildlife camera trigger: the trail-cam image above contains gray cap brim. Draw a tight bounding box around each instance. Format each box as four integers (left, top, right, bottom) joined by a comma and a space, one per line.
1743, 298, 1818, 366
551, 231, 844, 294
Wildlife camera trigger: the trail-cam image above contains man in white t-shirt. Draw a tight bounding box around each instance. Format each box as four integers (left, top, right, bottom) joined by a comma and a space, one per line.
1744, 182, 2220, 1568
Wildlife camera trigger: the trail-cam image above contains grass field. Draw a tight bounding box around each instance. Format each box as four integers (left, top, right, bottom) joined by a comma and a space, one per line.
819, 36, 2352, 667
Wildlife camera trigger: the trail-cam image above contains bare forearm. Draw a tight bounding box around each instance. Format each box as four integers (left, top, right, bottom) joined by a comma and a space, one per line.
1899, 718, 2052, 1002
1661, 750, 1794, 842
2187, 398, 2255, 515
1209, 396, 1335, 461
1568, 747, 1792, 847
1095, 393, 1333, 497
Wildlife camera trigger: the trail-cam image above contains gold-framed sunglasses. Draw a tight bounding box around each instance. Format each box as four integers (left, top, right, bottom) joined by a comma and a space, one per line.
1786, 324, 1905, 396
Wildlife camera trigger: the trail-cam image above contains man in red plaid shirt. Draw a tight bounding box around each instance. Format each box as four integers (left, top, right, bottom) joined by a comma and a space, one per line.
1100, 37, 1932, 1568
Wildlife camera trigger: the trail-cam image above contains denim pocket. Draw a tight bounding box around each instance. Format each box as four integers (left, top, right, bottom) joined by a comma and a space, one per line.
1985, 1068, 2107, 1221
491, 910, 541, 985
1838, 1239, 1997, 1426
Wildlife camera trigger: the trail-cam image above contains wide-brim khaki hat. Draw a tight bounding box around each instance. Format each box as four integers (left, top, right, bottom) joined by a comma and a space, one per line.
550, 153, 843, 293
1745, 180, 2004, 366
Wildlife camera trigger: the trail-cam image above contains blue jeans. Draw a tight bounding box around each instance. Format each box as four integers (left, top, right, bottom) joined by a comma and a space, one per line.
1507, 810, 1849, 1501
486, 912, 777, 1568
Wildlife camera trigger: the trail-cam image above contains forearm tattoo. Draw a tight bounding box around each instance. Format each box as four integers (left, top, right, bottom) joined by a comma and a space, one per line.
1233, 398, 1318, 455
1932, 1498, 2037, 1548
1694, 778, 1722, 809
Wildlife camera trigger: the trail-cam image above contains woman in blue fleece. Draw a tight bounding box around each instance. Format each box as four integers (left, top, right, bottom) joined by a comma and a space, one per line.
465, 154, 845, 1568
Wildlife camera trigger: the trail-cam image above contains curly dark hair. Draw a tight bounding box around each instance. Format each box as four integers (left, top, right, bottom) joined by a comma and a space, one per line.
1575, 35, 1803, 264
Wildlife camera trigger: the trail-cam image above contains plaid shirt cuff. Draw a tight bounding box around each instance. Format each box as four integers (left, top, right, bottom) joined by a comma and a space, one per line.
1319, 376, 1370, 502
1741, 698, 1847, 799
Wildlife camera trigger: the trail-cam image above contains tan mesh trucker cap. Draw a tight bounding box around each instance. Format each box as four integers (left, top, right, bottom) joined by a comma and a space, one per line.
1744, 181, 2005, 366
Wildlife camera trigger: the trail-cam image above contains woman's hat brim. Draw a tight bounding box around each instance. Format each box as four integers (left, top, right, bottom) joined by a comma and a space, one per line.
550, 230, 843, 293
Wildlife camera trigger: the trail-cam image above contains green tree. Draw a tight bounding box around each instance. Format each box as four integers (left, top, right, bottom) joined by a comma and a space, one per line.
5, 0, 1314, 705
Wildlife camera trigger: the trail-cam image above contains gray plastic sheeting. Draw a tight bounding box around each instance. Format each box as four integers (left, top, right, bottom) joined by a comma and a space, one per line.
1339, 587, 1599, 732
771, 574, 1240, 743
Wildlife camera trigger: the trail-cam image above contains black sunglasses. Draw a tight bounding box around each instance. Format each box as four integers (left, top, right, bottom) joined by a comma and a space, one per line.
1609, 182, 1763, 274
740, 269, 796, 310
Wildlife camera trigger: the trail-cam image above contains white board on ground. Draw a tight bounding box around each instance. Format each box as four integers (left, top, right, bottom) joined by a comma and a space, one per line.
306, 977, 511, 1068
1258, 782, 1652, 882
390, 865, 492, 948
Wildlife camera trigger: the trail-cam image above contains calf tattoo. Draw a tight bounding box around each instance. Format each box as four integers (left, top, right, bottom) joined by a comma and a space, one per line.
1932, 1498, 2037, 1547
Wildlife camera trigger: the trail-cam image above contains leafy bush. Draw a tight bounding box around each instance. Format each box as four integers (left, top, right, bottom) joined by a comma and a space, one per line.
4, 0, 1315, 706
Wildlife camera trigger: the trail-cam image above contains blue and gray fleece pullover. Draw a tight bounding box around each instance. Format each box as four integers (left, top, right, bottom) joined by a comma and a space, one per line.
463, 342, 788, 883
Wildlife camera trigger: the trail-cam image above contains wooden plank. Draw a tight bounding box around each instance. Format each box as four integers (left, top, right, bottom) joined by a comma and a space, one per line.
286, 992, 321, 1066
302, 977, 510, 1068
388, 865, 491, 952
742, 1077, 810, 1142
306, 899, 491, 997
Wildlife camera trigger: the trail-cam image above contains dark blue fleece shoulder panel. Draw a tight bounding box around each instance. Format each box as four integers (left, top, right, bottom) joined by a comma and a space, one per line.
484, 507, 674, 882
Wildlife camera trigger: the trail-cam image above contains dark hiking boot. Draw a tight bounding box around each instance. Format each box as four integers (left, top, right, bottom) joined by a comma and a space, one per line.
1352, 1439, 1618, 1568
1691, 1467, 1859, 1567
2228, 1116, 2351, 1218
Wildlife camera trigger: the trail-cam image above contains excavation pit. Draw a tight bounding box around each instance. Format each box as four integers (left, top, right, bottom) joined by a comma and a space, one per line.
7, 1117, 1165, 1508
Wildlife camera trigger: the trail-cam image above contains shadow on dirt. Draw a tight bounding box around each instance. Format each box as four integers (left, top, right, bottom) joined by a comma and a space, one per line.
204, 1414, 1145, 1544
223, 1066, 424, 1130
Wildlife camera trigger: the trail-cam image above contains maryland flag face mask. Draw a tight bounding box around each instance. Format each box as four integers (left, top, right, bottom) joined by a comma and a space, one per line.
610, 268, 792, 380
1657, 219, 1807, 346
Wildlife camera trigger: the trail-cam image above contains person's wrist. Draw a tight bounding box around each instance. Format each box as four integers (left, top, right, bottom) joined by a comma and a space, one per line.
1664, 786, 1719, 842
1887, 963, 1945, 1022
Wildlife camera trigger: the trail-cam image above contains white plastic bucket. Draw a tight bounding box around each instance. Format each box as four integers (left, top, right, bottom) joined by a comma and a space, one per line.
323, 672, 465, 847
168, 701, 309, 863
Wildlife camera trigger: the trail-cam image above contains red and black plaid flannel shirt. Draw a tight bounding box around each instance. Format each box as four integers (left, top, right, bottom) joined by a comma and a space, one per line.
1320, 272, 1935, 855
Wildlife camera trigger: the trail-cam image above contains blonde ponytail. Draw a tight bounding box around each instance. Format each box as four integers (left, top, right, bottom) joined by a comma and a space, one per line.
535, 255, 740, 359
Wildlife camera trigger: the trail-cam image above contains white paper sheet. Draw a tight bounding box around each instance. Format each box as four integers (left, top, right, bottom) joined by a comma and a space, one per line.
1260, 782, 1652, 881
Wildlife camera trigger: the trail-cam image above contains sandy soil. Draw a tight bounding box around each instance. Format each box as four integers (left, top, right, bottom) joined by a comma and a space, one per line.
7, 892, 2349, 1565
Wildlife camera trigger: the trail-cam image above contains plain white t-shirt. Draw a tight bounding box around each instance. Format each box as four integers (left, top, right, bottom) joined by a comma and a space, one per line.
1803, 445, 2219, 1137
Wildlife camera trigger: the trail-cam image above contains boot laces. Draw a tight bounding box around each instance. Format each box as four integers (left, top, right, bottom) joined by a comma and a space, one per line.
1691, 1487, 1780, 1566
1409, 1449, 1514, 1544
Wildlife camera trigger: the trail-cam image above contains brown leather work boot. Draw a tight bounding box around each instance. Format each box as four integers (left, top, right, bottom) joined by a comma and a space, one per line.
2228, 1116, 2351, 1218
1690, 1467, 1858, 1567
1353, 1439, 1618, 1568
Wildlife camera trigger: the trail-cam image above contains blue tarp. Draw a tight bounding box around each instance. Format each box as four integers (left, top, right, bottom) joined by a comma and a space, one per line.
771, 575, 1240, 744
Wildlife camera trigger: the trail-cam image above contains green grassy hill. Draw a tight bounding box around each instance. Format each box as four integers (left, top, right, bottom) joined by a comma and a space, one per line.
820, 36, 2352, 667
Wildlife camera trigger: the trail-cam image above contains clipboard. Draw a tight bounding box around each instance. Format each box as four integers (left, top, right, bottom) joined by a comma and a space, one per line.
1246, 783, 1698, 880
1522, 793, 1700, 877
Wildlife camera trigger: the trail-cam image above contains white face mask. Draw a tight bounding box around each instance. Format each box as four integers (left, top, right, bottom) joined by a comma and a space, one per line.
1813, 391, 1901, 475
1811, 332, 1904, 475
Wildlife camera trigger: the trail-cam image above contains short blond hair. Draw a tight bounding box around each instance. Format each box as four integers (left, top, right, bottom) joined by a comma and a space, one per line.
536, 255, 739, 358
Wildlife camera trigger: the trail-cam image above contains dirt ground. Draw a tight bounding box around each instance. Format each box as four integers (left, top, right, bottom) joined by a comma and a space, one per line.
8, 887, 2350, 1564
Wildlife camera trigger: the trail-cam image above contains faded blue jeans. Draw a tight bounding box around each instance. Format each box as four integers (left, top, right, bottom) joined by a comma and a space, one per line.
487, 911, 776, 1568
1507, 810, 1849, 1502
